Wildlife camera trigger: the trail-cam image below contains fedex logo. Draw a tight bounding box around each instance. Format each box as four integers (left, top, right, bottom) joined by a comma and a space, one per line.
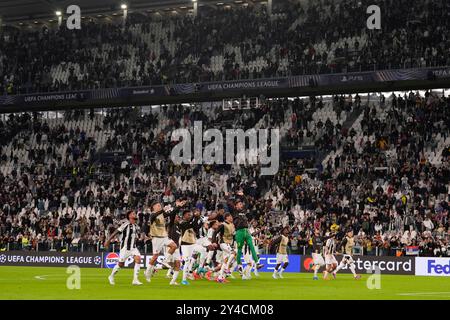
416, 257, 450, 277
427, 260, 450, 275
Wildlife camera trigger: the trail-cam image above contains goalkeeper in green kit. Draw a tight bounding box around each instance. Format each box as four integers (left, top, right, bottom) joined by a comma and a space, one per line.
230, 190, 264, 279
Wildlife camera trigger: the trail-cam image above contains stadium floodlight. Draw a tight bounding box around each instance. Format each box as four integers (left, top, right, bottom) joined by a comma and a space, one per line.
192, 0, 197, 2
55, 11, 62, 16
121, 4, 127, 10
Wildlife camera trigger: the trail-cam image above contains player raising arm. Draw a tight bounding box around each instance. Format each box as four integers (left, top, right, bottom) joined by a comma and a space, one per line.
144, 199, 186, 282
104, 210, 142, 286
229, 190, 263, 279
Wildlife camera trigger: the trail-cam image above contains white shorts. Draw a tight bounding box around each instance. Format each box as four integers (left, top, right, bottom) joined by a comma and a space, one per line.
276, 253, 289, 264
119, 247, 141, 262
312, 253, 325, 266
206, 250, 215, 263
152, 237, 174, 255
181, 244, 195, 261
219, 243, 233, 255
325, 254, 338, 265
193, 244, 207, 257
168, 248, 181, 261
340, 254, 354, 265
216, 250, 224, 263
196, 237, 211, 247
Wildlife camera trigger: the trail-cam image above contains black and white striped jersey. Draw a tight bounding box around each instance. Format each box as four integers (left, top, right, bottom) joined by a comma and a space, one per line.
324, 238, 336, 255
117, 221, 140, 251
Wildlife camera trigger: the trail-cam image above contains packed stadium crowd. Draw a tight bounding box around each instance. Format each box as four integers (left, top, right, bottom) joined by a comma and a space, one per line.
0, 90, 449, 257
1, 0, 450, 95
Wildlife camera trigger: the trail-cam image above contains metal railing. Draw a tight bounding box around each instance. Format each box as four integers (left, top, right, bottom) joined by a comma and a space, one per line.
0, 241, 152, 254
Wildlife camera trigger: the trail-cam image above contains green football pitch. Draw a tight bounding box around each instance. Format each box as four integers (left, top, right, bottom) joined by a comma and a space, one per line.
1, 266, 449, 300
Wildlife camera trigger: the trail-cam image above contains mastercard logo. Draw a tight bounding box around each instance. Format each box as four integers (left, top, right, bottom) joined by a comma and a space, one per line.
303, 257, 313, 270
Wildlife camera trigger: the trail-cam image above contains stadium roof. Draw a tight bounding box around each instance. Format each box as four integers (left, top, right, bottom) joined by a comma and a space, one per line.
0, 0, 260, 25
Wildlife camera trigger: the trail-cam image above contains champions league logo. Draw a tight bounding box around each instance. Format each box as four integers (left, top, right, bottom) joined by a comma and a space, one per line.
0, 254, 6, 263
94, 256, 102, 265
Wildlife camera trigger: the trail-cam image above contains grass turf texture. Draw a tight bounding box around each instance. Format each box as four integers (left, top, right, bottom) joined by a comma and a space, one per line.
1, 266, 449, 300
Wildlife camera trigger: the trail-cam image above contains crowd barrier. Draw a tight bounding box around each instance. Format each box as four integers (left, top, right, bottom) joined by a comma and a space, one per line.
1, 251, 448, 276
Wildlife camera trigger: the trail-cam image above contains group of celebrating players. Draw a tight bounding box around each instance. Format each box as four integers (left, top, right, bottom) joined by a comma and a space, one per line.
104, 191, 360, 286
310, 229, 362, 281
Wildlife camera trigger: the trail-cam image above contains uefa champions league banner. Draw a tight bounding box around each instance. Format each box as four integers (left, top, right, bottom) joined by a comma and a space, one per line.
1, 67, 449, 107
0, 91, 92, 106
300, 255, 415, 275
0, 251, 103, 268
200, 78, 290, 92
0, 87, 167, 106
0, 67, 450, 107
0, 251, 301, 271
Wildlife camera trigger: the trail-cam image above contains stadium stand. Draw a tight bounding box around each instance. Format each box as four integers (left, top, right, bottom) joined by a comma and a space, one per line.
1, 0, 450, 95
0, 90, 449, 256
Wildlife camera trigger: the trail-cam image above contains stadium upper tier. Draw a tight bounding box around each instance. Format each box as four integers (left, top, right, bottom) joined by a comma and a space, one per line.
1, 0, 449, 95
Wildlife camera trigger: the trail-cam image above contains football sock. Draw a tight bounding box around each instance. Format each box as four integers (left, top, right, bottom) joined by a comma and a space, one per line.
349, 263, 357, 276
133, 263, 140, 281
171, 271, 179, 283
111, 264, 120, 276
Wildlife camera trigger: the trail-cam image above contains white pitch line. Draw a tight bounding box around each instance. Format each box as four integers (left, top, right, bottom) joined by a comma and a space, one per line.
397, 292, 450, 297
34, 275, 49, 280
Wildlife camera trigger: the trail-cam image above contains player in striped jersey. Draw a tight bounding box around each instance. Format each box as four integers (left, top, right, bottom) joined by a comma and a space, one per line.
333, 229, 361, 279
323, 232, 338, 280
310, 229, 325, 280
164, 209, 183, 285
271, 227, 290, 279
204, 220, 226, 281
105, 210, 142, 286
204, 220, 219, 269
248, 222, 264, 277
191, 213, 212, 279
